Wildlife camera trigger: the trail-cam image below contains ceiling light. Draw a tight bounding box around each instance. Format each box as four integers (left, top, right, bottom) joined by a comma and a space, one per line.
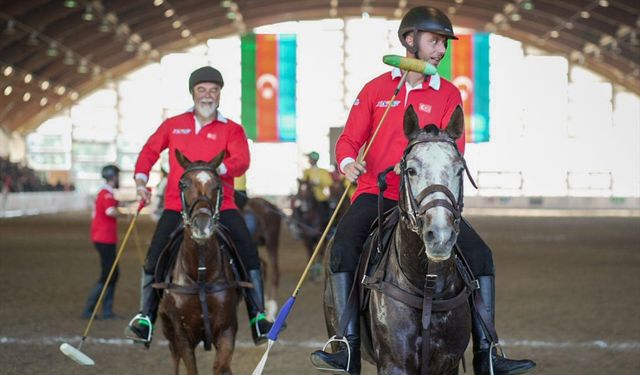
70, 92, 79, 101
522, 1, 534, 11
77, 62, 89, 74
172, 20, 182, 28
181, 29, 191, 38
40, 81, 50, 90
82, 5, 95, 21
550, 30, 559, 38
393, 8, 402, 18
221, 1, 232, 8
4, 20, 16, 35
598, 0, 609, 7
63, 0, 78, 8
63, 52, 75, 65
164, 9, 175, 17
153, 0, 164, 6
40, 97, 48, 106
226, 12, 236, 20
46, 42, 59, 57
580, 11, 590, 19
3, 66, 13, 76
124, 42, 136, 52
331, 0, 339, 6
24, 73, 33, 83
448, 7, 456, 14
4, 86, 12, 96
98, 19, 110, 32
565, 22, 574, 30
56, 86, 66, 95
27, 32, 39, 46
454, 0, 463, 4
23, 92, 31, 102
510, 13, 521, 21
330, 8, 339, 17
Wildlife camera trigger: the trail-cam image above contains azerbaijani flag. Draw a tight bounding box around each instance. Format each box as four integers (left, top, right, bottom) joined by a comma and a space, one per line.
437, 32, 490, 143
241, 33, 297, 142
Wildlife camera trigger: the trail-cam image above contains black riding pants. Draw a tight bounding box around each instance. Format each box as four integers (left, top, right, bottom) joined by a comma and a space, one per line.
143, 209, 260, 275
94, 242, 118, 286
329, 194, 495, 277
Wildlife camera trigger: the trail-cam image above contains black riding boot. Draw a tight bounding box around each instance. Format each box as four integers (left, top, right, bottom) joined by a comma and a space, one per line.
310, 272, 361, 374
472, 276, 536, 375
125, 272, 159, 345
102, 283, 119, 319
245, 269, 273, 345
81, 283, 104, 319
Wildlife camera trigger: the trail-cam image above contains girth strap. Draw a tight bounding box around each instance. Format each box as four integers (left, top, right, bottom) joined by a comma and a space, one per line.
362, 276, 470, 311
152, 281, 240, 295
198, 247, 214, 351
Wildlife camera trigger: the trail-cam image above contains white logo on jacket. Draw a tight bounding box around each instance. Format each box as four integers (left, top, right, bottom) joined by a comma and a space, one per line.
207, 133, 217, 140
419, 103, 432, 113
172, 128, 192, 134
376, 100, 400, 108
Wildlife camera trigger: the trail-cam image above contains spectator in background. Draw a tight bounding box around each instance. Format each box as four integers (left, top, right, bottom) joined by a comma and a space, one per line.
82, 165, 124, 320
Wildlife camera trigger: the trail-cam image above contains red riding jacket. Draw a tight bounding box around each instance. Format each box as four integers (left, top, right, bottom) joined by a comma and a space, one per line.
336, 69, 465, 202
91, 184, 118, 244
135, 111, 250, 212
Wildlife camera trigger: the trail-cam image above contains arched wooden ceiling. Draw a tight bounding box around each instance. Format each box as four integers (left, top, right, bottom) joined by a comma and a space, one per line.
1, 0, 638, 134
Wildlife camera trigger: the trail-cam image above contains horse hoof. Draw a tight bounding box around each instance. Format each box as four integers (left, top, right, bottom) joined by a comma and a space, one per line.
265, 299, 278, 321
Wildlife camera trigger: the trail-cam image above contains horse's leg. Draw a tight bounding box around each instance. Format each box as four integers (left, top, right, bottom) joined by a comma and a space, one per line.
170, 324, 197, 375
161, 308, 182, 375
213, 326, 236, 375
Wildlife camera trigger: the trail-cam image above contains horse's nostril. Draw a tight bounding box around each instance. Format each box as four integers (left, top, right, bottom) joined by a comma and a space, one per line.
426, 231, 435, 242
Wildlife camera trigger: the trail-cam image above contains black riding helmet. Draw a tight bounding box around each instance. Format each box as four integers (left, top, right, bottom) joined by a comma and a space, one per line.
189, 66, 224, 93
101, 164, 120, 180
398, 6, 458, 54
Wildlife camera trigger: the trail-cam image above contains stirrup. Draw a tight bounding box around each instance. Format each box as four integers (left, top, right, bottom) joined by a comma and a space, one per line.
488, 341, 507, 375
314, 335, 351, 373
126, 313, 153, 343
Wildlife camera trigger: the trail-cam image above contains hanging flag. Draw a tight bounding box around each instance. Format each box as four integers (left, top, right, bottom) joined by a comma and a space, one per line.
437, 32, 490, 143
241, 33, 297, 142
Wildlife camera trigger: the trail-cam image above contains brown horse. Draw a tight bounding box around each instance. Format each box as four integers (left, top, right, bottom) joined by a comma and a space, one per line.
241, 197, 281, 319
159, 149, 239, 375
323, 105, 472, 374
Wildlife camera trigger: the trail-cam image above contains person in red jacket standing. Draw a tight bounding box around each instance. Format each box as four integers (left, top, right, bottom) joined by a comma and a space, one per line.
82, 165, 122, 319
310, 7, 536, 375
125, 66, 273, 346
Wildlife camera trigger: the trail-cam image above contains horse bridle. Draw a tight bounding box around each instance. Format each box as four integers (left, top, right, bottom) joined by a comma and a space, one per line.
399, 133, 477, 235
178, 165, 223, 228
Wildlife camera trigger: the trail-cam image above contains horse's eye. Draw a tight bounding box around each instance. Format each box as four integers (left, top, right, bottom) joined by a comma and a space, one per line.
406, 167, 417, 177
179, 180, 188, 190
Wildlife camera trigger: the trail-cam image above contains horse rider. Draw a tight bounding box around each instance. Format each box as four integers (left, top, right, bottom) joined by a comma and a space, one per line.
82, 164, 123, 320
310, 6, 536, 375
125, 66, 274, 346
301, 151, 334, 226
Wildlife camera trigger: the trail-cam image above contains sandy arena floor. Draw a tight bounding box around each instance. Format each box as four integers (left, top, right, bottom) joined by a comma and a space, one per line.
0, 211, 638, 374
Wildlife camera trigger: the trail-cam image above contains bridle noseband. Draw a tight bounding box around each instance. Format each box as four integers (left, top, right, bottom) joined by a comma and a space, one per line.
179, 165, 223, 228
399, 133, 477, 234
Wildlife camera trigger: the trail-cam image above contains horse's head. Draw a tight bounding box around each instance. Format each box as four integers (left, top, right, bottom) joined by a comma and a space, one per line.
399, 104, 465, 262
175, 149, 225, 244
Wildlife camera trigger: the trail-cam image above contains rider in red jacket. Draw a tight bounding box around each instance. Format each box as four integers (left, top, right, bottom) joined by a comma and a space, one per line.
311, 7, 536, 375
125, 66, 273, 346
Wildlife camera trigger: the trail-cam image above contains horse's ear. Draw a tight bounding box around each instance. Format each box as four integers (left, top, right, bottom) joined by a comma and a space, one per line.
403, 105, 420, 140
208, 151, 225, 170
445, 106, 464, 140
175, 149, 192, 169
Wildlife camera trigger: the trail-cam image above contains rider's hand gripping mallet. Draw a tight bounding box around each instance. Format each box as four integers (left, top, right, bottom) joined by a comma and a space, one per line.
60, 198, 147, 366
252, 56, 437, 375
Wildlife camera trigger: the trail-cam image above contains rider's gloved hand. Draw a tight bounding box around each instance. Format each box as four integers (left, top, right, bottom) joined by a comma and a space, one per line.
343, 161, 366, 183
135, 179, 152, 206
